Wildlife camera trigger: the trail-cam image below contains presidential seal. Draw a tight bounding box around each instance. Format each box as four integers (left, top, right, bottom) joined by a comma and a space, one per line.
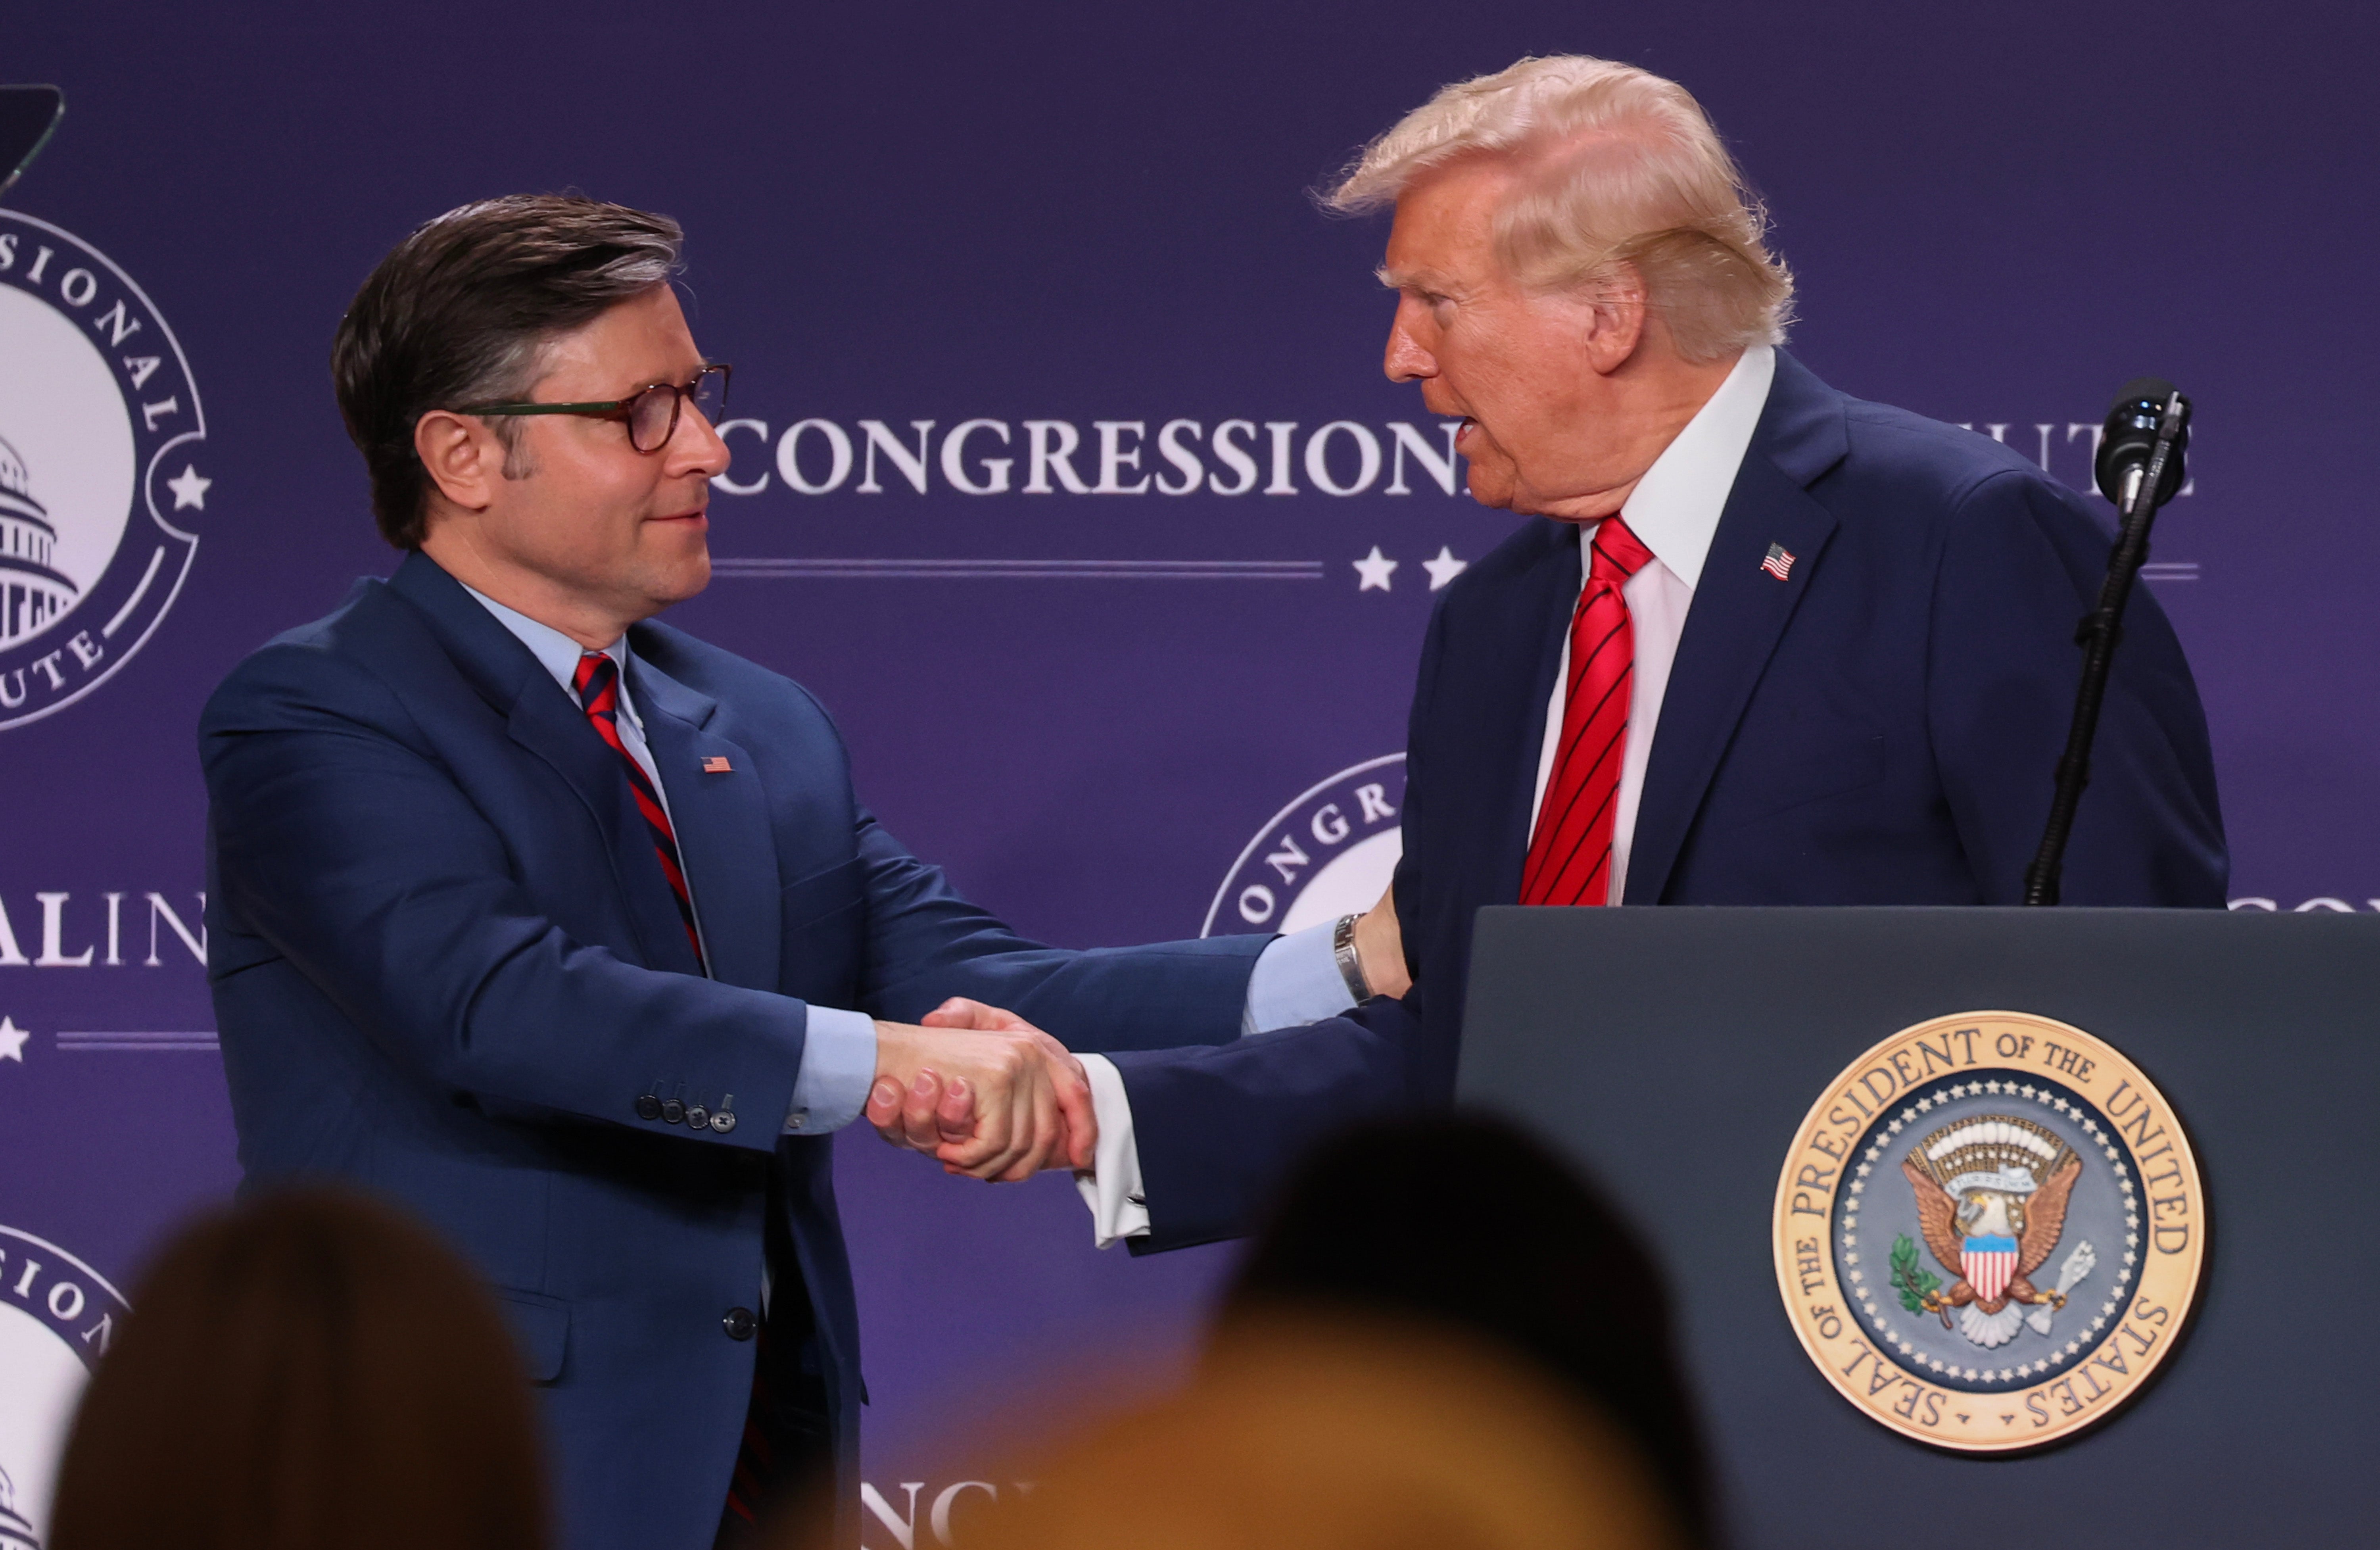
1202, 754, 1403, 937
0, 211, 207, 730
0, 1223, 130, 1544
1773, 1012, 2203, 1452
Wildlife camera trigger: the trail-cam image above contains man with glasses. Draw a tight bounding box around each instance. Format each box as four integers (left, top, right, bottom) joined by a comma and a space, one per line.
198, 195, 1395, 1550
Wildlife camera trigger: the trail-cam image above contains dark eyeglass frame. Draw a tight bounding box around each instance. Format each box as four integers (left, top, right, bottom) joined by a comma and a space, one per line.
455, 363, 733, 453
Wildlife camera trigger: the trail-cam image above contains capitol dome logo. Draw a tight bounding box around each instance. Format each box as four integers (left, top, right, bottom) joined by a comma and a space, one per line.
1203, 755, 1404, 937
0, 1224, 130, 1545
0, 211, 206, 730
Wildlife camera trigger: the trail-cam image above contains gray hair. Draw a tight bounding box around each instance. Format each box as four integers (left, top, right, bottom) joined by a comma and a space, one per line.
1325, 56, 1793, 362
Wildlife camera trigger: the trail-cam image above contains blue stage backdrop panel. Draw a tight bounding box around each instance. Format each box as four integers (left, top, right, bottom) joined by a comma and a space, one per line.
4, 2, 2377, 1543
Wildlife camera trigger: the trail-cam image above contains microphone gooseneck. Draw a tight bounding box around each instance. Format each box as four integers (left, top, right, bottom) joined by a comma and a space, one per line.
2023, 380, 2193, 907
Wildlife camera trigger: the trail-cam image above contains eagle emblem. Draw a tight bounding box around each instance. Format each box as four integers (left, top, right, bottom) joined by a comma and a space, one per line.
1896, 1116, 2097, 1348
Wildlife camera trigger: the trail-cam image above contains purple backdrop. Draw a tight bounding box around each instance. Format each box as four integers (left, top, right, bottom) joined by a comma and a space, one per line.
5, 3, 2378, 1544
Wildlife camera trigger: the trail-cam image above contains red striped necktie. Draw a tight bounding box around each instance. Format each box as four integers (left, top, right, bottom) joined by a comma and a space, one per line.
1520, 515, 1653, 908
572, 651, 705, 967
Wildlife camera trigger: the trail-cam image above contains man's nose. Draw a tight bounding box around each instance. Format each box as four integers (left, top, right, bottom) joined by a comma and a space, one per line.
672, 403, 732, 480
1384, 315, 1435, 383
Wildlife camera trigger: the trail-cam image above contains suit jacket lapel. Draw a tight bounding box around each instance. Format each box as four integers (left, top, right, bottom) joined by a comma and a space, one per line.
1624, 353, 1849, 903
387, 552, 702, 975
629, 651, 783, 993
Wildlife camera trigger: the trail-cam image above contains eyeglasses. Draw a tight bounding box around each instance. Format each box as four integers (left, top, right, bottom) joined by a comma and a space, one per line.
456, 363, 732, 453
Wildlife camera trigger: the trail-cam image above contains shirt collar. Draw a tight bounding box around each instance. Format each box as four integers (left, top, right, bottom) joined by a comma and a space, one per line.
1597, 343, 1775, 591
459, 582, 631, 712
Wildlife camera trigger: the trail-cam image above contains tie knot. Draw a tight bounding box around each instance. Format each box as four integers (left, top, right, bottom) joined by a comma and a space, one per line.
1589, 515, 1653, 584
573, 650, 618, 711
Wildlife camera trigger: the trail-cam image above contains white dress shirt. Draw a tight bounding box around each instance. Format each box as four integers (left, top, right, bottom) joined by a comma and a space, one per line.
1075, 345, 1779, 1247
463, 585, 1351, 1144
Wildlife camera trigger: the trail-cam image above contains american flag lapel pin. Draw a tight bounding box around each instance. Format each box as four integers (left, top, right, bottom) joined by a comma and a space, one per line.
702, 755, 733, 774
1761, 542, 1796, 581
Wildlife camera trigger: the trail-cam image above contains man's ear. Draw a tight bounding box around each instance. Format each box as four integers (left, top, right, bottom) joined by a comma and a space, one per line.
414, 410, 501, 513
1579, 263, 1649, 377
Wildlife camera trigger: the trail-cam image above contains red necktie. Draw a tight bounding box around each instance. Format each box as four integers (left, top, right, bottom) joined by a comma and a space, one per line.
572, 651, 704, 966
1520, 516, 1653, 908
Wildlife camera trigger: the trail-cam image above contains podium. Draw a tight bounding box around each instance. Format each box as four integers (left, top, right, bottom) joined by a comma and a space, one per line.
1458, 907, 2375, 1546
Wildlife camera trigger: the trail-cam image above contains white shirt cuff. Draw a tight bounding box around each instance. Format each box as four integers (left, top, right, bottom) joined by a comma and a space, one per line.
1073, 1054, 1149, 1247
1241, 917, 1357, 1037
785, 1006, 878, 1134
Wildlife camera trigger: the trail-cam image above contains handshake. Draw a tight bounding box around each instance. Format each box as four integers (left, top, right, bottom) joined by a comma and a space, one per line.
859, 891, 1411, 1183
864, 1000, 1097, 1183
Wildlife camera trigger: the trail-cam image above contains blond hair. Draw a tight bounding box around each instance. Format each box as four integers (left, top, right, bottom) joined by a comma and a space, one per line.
1327, 55, 1793, 361
944, 1317, 1689, 1550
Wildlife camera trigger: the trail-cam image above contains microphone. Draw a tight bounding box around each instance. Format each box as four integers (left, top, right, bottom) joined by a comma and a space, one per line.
0, 85, 65, 200
2093, 377, 2190, 511
2024, 376, 2196, 907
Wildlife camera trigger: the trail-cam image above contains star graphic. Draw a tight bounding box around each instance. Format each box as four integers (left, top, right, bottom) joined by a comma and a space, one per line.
0, 1016, 27, 1062
166, 465, 213, 511
1353, 546, 1397, 591
1419, 545, 1468, 590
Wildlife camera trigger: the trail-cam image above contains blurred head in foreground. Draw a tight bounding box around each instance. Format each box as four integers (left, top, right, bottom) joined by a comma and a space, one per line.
1221, 1112, 1711, 1543
954, 1113, 1709, 1550
963, 1314, 1684, 1550
47, 1188, 548, 1550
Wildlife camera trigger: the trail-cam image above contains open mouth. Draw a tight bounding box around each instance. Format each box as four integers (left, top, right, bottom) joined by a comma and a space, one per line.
1452, 416, 1480, 451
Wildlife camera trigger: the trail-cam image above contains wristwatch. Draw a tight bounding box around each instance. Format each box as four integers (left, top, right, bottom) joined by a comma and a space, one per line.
1332, 912, 1373, 1003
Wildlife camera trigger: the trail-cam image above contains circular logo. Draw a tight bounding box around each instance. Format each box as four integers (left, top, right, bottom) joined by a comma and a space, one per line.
0, 1224, 131, 1544
0, 211, 206, 730
1202, 755, 1403, 937
1773, 1012, 2204, 1452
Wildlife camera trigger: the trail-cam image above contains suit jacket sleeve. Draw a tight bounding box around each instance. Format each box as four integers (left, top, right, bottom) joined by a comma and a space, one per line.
1926, 472, 2227, 905
203, 642, 805, 1147
842, 811, 1267, 1049
1106, 988, 1424, 1253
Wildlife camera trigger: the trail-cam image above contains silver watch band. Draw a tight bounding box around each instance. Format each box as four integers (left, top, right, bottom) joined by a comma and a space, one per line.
1332, 912, 1372, 1004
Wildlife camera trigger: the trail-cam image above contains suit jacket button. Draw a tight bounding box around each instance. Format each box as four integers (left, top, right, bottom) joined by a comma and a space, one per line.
685, 1105, 709, 1131
635, 1095, 663, 1121
710, 1110, 737, 1134
723, 1307, 756, 1341
661, 1099, 685, 1124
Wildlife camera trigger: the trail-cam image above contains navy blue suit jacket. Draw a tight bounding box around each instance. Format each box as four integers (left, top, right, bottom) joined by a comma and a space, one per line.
200, 552, 1263, 1549
1109, 351, 2227, 1251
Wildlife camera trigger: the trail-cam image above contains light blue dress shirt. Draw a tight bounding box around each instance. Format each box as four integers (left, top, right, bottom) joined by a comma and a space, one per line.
462, 586, 1351, 1137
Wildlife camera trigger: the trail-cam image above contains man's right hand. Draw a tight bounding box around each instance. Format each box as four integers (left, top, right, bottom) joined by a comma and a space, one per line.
865, 1008, 1095, 1183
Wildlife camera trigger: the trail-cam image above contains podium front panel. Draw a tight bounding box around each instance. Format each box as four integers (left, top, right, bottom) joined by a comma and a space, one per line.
1459, 907, 2373, 1546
